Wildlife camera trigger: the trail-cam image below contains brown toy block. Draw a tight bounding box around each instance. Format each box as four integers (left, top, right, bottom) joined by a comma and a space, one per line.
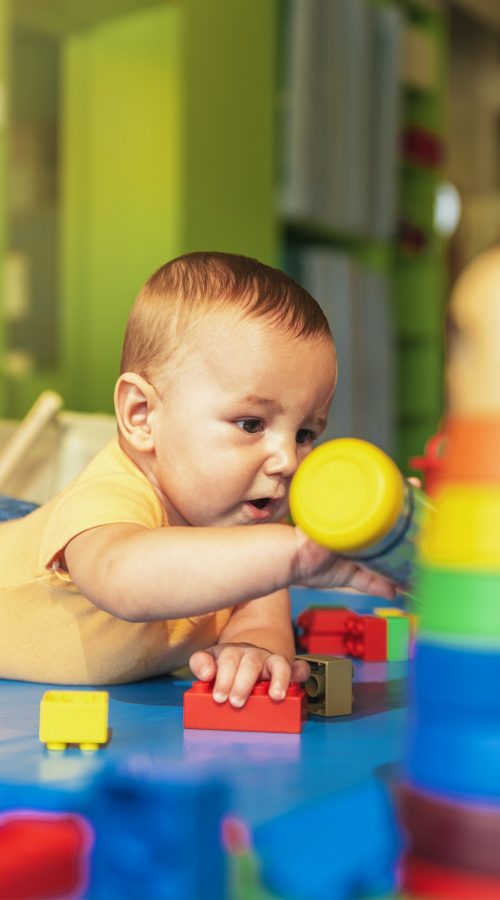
298, 654, 354, 716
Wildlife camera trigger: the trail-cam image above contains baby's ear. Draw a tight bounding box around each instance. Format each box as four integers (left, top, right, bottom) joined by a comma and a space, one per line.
114, 373, 156, 453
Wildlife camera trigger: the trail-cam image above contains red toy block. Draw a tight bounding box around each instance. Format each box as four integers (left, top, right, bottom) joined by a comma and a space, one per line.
300, 634, 348, 654
183, 681, 307, 733
297, 607, 388, 661
0, 811, 93, 899
297, 607, 352, 634
297, 607, 353, 654
343, 615, 387, 661
402, 852, 500, 899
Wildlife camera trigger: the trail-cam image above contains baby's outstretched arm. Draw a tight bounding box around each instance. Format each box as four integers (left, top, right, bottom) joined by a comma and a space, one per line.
189, 589, 310, 708
64, 521, 302, 620
64, 521, 396, 621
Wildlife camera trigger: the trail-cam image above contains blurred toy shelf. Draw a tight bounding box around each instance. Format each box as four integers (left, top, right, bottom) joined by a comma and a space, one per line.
0, 0, 448, 470
396, 0, 448, 468
278, 0, 448, 470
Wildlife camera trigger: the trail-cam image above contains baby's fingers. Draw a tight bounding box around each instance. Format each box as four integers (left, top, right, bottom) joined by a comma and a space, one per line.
291, 657, 310, 684
347, 565, 397, 600
266, 655, 293, 702
189, 649, 217, 682
222, 651, 264, 708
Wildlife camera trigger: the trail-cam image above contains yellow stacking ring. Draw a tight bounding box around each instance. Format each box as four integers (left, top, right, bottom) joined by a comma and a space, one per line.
420, 484, 500, 569
289, 438, 405, 552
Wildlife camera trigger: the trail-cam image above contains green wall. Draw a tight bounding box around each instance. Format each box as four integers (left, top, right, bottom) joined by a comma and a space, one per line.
182, 0, 278, 260
62, 0, 278, 413
2, 0, 278, 417
62, 4, 184, 412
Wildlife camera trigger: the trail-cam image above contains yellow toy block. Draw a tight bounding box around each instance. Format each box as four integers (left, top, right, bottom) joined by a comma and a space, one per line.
39, 690, 109, 751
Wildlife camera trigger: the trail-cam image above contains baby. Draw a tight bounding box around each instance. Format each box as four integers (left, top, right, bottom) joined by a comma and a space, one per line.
0, 252, 394, 704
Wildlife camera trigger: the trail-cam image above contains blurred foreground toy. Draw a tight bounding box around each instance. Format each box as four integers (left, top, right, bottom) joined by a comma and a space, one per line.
183, 680, 307, 733
0, 811, 92, 900
290, 437, 432, 590
253, 778, 402, 900
91, 760, 229, 900
39, 691, 109, 751
0, 758, 230, 900
398, 246, 500, 896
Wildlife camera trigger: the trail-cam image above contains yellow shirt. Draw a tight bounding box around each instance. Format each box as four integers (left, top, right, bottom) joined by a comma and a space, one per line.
0, 439, 232, 684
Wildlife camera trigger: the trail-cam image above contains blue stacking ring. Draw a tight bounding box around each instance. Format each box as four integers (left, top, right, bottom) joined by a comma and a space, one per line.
411, 639, 500, 715
405, 710, 500, 801
406, 639, 500, 800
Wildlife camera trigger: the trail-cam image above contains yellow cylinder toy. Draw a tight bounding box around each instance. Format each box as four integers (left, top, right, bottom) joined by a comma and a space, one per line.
290, 438, 432, 590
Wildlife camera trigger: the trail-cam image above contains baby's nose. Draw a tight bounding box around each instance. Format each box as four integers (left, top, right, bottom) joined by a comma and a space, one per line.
265, 438, 299, 477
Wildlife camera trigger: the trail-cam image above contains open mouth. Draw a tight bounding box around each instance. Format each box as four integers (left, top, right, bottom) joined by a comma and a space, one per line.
249, 498, 271, 510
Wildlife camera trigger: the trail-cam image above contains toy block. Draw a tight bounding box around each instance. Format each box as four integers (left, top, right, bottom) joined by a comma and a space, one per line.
385, 616, 410, 661
374, 606, 417, 639
298, 606, 389, 660
0, 811, 92, 900
298, 655, 353, 716
297, 606, 359, 655
183, 681, 307, 733
297, 607, 352, 634
300, 633, 349, 655
39, 690, 109, 751
343, 615, 387, 661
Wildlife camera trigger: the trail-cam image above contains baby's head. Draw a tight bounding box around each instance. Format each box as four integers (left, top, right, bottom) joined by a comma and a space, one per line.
120, 251, 333, 389
116, 252, 337, 526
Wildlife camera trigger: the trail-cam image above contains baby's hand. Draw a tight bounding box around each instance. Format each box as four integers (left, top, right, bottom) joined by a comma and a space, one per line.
189, 643, 310, 709
293, 527, 398, 599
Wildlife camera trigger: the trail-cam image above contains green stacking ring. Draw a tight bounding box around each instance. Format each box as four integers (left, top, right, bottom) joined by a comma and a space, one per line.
417, 564, 500, 644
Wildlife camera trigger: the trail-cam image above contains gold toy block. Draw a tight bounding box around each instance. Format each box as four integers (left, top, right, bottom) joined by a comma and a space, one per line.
298, 655, 353, 717
39, 690, 109, 751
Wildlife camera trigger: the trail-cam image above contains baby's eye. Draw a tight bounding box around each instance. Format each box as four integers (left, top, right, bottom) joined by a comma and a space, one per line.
296, 429, 315, 445
236, 418, 265, 434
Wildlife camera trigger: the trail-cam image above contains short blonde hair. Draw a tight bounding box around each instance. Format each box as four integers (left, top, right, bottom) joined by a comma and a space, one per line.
120, 251, 333, 380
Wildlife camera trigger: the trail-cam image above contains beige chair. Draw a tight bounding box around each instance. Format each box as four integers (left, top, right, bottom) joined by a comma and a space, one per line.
0, 392, 116, 504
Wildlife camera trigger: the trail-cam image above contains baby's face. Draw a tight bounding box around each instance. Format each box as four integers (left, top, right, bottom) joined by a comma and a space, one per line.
147, 311, 337, 527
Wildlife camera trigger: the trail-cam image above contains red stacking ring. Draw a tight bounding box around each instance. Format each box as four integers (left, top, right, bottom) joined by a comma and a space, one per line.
440, 415, 500, 483
394, 780, 500, 877
401, 852, 500, 898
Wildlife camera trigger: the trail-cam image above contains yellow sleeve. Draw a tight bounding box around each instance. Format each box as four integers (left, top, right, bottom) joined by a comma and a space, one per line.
39, 472, 165, 575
